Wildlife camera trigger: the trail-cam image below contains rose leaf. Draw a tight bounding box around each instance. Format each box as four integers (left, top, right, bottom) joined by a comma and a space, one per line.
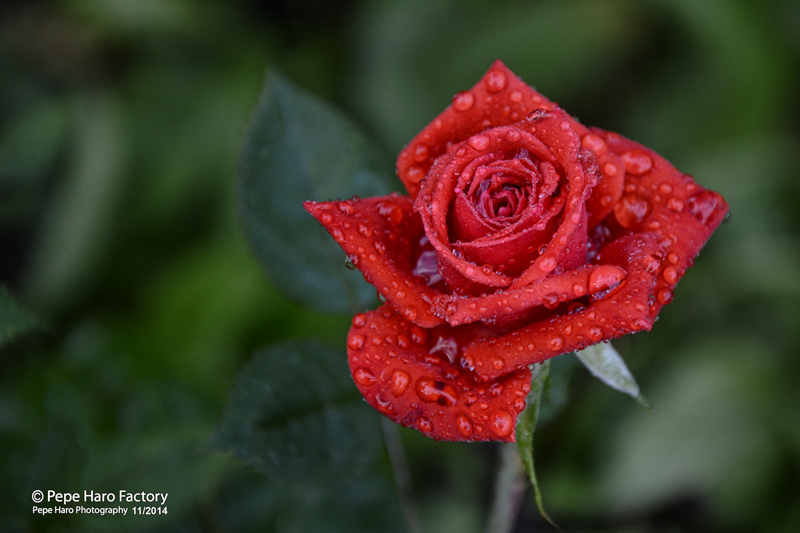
0, 286, 42, 348
238, 71, 396, 314
575, 342, 653, 410
516, 360, 557, 527
209, 340, 383, 486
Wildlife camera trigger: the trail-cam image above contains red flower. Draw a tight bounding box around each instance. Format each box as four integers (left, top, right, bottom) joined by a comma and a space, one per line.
304, 61, 728, 442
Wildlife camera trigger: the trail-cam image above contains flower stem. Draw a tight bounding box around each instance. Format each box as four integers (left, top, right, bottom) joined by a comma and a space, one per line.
381, 418, 423, 533
485, 442, 527, 533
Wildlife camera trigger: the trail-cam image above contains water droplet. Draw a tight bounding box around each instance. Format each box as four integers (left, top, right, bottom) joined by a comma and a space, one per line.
348, 334, 365, 350
588, 265, 625, 293
659, 183, 673, 194
687, 190, 722, 225
582, 133, 607, 155
507, 129, 521, 142
353, 367, 376, 386
344, 255, 358, 270
377, 201, 404, 225
332, 228, 344, 241
485, 69, 507, 92
621, 149, 653, 175
375, 393, 394, 415
417, 417, 433, 432
588, 327, 603, 341
539, 255, 557, 272
614, 194, 650, 228
403, 307, 418, 321
467, 134, 490, 151
456, 414, 474, 437
543, 292, 559, 310
667, 198, 684, 212
644, 255, 660, 274
656, 288, 673, 305
668, 253, 680, 264
407, 165, 424, 183
320, 213, 333, 224
352, 314, 366, 328
548, 334, 564, 351
410, 326, 427, 345
572, 282, 586, 297
452, 90, 475, 111
415, 378, 458, 407
492, 357, 505, 370
489, 382, 504, 397
370, 336, 383, 346
390, 369, 410, 396
603, 162, 619, 175
414, 143, 429, 162
490, 410, 513, 438
662, 266, 678, 284
461, 354, 476, 371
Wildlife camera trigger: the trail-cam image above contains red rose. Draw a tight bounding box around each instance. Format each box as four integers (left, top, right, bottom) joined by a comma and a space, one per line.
304, 61, 728, 442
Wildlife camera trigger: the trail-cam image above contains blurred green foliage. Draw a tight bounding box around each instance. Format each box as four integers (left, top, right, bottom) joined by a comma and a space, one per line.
1, 0, 799, 531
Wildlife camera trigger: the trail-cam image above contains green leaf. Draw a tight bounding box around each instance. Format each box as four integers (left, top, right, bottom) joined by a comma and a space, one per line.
516, 361, 556, 527
0, 286, 41, 347
575, 342, 652, 409
210, 340, 382, 486
238, 71, 396, 315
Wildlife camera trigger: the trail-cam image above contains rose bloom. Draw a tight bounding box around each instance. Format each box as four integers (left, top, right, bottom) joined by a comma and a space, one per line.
305, 61, 728, 442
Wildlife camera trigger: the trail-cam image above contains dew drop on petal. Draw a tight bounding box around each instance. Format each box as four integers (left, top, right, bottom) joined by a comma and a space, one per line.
490, 410, 514, 438
417, 417, 433, 432
390, 369, 410, 396
572, 283, 586, 297
588, 265, 625, 293
403, 306, 418, 321
662, 266, 679, 284
452, 90, 475, 111
348, 334, 365, 350
414, 143, 429, 163
410, 326, 427, 345
614, 194, 650, 229
657, 288, 673, 305
588, 327, 603, 341
621, 149, 653, 175
457, 414, 474, 437
582, 133, 607, 155
548, 334, 564, 351
539, 255, 557, 272
353, 367, 376, 386
416, 378, 459, 407
492, 357, 505, 370
467, 134, 490, 151
667, 198, 684, 212
407, 165, 424, 183
485, 69, 507, 92
687, 190, 723, 225
352, 314, 366, 328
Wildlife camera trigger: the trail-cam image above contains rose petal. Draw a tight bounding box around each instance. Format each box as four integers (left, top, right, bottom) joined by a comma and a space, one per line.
509, 116, 596, 288
347, 305, 532, 442
437, 264, 627, 327
464, 233, 666, 381
397, 60, 558, 199
583, 128, 625, 228
596, 131, 730, 320
304, 195, 444, 327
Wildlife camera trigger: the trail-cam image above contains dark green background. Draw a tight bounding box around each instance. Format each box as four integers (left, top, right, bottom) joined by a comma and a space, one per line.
2, 0, 799, 531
